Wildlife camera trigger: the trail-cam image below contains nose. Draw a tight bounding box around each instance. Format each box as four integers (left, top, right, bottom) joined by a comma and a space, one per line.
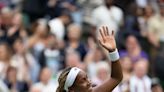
87, 79, 92, 86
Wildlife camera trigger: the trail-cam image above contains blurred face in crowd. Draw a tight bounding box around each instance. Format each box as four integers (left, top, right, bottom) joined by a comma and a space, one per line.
121, 57, 132, 72
68, 24, 81, 41
126, 35, 140, 52
134, 59, 148, 78
35, 23, 49, 38
66, 51, 81, 67
144, 5, 154, 17
97, 64, 110, 81
40, 68, 52, 84
47, 34, 58, 49
61, 15, 70, 25
13, 39, 25, 54
1, 7, 13, 26
0, 44, 11, 61
7, 67, 17, 83
12, 13, 23, 27
104, 0, 113, 8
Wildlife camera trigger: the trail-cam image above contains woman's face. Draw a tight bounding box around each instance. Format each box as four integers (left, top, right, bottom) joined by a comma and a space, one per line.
71, 71, 92, 92
126, 36, 139, 51
12, 13, 22, 26
0, 45, 10, 60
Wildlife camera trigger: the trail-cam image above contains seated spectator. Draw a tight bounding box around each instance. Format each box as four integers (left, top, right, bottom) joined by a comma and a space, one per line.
0, 42, 13, 79
65, 24, 87, 60
85, 46, 106, 79
91, 61, 110, 86
0, 7, 13, 42
12, 38, 40, 83
7, 12, 28, 45
120, 35, 148, 63
39, 33, 62, 76
59, 0, 83, 25
31, 67, 57, 92
113, 56, 132, 92
147, 3, 164, 52
27, 19, 50, 61
4, 66, 29, 92
65, 49, 85, 70
129, 59, 151, 92
138, 5, 154, 37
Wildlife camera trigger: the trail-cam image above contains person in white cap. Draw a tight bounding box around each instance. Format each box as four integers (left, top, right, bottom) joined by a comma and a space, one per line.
57, 26, 123, 92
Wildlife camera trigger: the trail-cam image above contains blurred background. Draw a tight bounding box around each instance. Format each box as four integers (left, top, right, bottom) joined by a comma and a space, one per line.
0, 0, 164, 92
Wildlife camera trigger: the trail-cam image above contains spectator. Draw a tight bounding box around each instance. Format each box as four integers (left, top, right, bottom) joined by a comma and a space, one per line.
92, 0, 123, 33
4, 66, 29, 92
147, 3, 164, 49
49, 10, 70, 40
7, 12, 28, 45
65, 23, 87, 60
138, 5, 154, 37
27, 19, 50, 61
113, 56, 132, 92
85, 45, 106, 79
91, 62, 110, 86
12, 38, 40, 83
65, 49, 85, 70
31, 67, 57, 92
0, 7, 13, 42
59, 0, 83, 25
0, 42, 13, 79
120, 35, 148, 63
39, 33, 62, 76
129, 59, 151, 92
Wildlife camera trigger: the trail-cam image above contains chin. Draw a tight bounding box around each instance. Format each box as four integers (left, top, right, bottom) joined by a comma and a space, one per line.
87, 87, 93, 92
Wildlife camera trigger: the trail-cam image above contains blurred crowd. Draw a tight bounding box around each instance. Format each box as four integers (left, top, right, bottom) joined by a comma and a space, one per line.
0, 0, 164, 92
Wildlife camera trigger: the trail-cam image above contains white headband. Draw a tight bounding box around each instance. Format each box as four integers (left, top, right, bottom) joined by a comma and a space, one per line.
64, 67, 81, 92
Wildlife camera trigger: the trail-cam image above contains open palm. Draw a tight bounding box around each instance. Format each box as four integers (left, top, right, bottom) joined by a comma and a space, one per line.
98, 26, 116, 52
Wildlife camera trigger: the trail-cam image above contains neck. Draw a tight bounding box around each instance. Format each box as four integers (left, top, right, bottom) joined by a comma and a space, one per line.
42, 80, 49, 85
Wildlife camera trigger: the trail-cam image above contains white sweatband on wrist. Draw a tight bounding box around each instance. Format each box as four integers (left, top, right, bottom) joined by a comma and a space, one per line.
64, 67, 81, 92
108, 49, 120, 62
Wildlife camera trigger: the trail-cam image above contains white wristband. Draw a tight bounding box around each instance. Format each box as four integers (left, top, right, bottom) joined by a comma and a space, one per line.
108, 49, 120, 62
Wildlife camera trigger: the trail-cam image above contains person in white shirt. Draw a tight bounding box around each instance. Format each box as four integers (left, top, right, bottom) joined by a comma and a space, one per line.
130, 59, 152, 92
92, 0, 123, 34
49, 11, 70, 40
31, 67, 57, 92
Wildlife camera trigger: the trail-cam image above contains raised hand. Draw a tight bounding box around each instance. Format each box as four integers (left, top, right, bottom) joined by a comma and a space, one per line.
98, 26, 116, 52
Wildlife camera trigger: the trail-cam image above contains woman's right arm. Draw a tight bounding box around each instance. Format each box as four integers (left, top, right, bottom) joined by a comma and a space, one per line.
93, 26, 123, 92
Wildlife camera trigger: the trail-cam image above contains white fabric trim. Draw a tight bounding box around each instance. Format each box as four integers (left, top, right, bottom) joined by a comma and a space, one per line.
64, 67, 81, 91
108, 49, 120, 62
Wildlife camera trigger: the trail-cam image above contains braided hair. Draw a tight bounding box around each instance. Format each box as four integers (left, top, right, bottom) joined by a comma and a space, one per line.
57, 67, 72, 92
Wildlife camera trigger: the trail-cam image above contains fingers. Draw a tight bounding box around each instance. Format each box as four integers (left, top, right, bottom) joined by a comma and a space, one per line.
99, 26, 115, 40
112, 30, 114, 36
99, 29, 105, 42
106, 26, 109, 35
103, 26, 107, 36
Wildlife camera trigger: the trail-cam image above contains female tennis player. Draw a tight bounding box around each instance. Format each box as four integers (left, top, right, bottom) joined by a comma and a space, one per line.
57, 26, 123, 92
